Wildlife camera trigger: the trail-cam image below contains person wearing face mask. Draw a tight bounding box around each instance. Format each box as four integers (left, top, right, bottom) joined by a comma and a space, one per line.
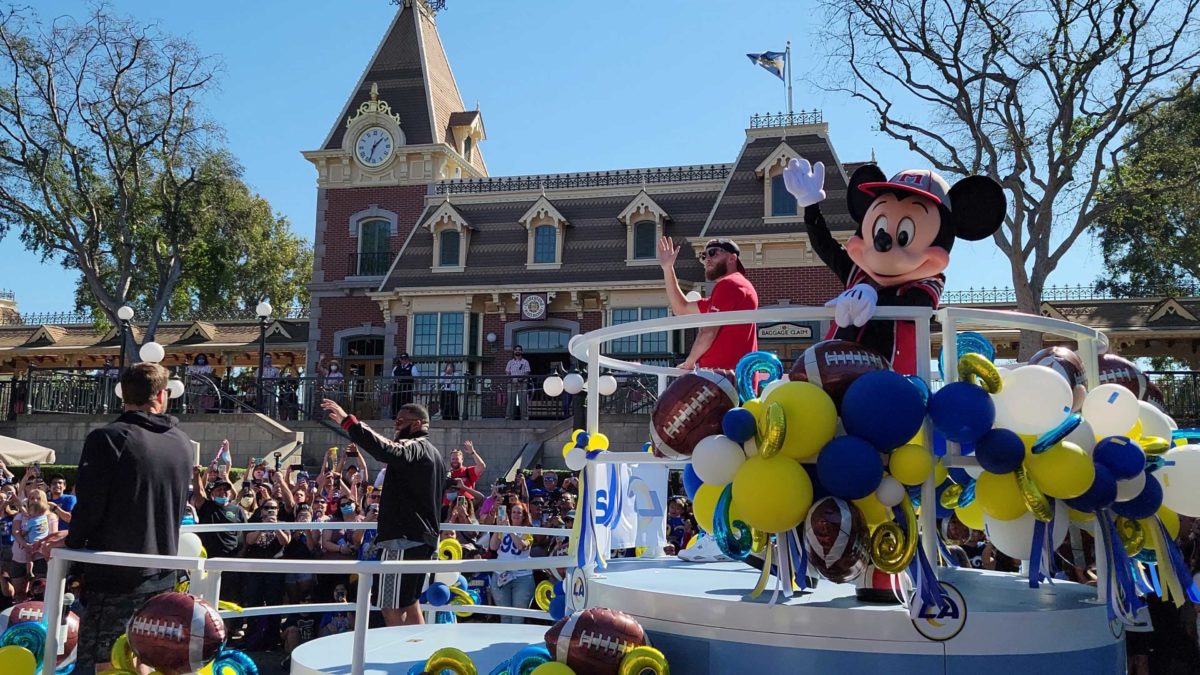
190, 473, 247, 559
320, 398, 445, 627
241, 501, 290, 651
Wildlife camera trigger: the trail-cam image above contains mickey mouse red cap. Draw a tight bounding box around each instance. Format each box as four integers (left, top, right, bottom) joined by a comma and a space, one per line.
856, 169, 953, 211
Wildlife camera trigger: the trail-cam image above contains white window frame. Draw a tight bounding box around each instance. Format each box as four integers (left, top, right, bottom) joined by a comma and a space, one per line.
618, 190, 669, 266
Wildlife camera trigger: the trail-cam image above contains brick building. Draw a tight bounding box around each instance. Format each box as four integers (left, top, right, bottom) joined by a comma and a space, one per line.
303, 0, 857, 385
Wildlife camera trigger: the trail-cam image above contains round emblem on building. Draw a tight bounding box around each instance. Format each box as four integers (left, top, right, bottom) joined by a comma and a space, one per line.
910, 581, 967, 641
522, 294, 547, 320
355, 126, 394, 167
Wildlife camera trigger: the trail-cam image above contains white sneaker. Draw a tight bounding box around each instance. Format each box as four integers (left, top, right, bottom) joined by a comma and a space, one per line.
677, 533, 730, 563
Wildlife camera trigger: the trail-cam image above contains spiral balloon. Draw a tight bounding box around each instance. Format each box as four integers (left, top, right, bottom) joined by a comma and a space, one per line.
488, 661, 512, 675
425, 647, 477, 675
735, 351, 784, 403
752, 528, 770, 553
959, 353, 1002, 393
211, 649, 258, 675
870, 498, 919, 574
1032, 413, 1082, 455
1, 621, 45, 670
439, 538, 464, 561
110, 634, 136, 672
1140, 437, 1170, 455
1115, 516, 1145, 557
758, 402, 786, 459
1015, 465, 1053, 522
939, 483, 964, 510
618, 646, 670, 675
713, 484, 753, 560
509, 645, 552, 675
534, 580, 555, 611
449, 585, 477, 619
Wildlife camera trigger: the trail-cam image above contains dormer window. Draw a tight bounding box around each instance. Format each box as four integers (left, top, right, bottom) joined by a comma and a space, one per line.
519, 196, 568, 270
463, 136, 474, 163
755, 142, 803, 221
618, 190, 669, 265
424, 200, 471, 273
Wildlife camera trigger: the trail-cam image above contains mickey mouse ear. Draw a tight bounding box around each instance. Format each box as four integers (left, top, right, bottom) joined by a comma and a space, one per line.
846, 165, 888, 224
947, 176, 1007, 241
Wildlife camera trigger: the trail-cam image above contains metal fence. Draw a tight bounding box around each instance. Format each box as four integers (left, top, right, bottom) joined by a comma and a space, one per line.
0, 305, 310, 327
1146, 371, 1200, 426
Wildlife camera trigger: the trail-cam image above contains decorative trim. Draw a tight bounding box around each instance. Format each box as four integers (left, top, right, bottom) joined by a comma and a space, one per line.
347, 82, 403, 128
180, 321, 217, 342
754, 142, 802, 177
1148, 298, 1197, 323
349, 205, 399, 235
423, 200, 472, 232
332, 325, 387, 359
617, 190, 669, 225
504, 317, 579, 352
518, 196, 568, 229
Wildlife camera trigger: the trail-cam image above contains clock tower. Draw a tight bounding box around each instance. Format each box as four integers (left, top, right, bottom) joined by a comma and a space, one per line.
303, 0, 487, 377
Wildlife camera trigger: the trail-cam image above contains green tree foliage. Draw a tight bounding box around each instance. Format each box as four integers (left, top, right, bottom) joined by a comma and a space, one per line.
1095, 83, 1200, 298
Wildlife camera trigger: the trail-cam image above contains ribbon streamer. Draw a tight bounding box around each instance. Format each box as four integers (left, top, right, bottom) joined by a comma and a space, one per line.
1096, 510, 1145, 624
749, 536, 775, 599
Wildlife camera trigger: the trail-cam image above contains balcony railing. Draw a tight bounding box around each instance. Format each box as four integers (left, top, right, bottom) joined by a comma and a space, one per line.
348, 251, 393, 278
748, 110, 824, 128
942, 283, 1200, 305
0, 305, 309, 327
432, 165, 732, 195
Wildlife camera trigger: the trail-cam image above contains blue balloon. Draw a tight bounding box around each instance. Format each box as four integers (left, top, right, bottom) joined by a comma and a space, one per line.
930, 381, 996, 444
548, 593, 567, 621
841, 371, 927, 451
974, 428, 1025, 474
948, 467, 974, 486
816, 436, 884, 500
425, 582, 452, 607
905, 375, 931, 408
683, 464, 703, 500
933, 481, 955, 519
553, 579, 564, 597
455, 574, 468, 590
489, 660, 513, 675
1065, 464, 1117, 513
211, 650, 258, 675
722, 407, 758, 443
938, 331, 995, 379
575, 432, 590, 449
931, 430, 948, 457
735, 351, 784, 402
803, 462, 829, 501
1094, 437, 1146, 480
510, 644, 552, 675
1112, 473, 1163, 520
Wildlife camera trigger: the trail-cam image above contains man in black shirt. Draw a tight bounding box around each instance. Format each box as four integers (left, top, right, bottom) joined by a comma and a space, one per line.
190, 475, 246, 559
43, 363, 193, 674
320, 398, 445, 627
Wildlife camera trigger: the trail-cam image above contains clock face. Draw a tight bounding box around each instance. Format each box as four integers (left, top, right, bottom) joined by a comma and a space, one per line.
522, 294, 547, 320
355, 126, 394, 167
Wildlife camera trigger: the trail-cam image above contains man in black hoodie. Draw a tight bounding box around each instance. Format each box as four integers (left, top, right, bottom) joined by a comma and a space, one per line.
44, 362, 194, 673
320, 398, 445, 627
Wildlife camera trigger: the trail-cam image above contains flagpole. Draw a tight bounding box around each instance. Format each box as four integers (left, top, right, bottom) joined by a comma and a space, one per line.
786, 41, 794, 116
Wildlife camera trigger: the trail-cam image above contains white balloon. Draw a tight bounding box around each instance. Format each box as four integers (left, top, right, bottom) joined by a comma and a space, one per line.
691, 435, 747, 485
542, 376, 564, 397
138, 341, 166, 364
983, 499, 1069, 560
1115, 470, 1147, 502
178, 532, 203, 558
876, 476, 906, 507
598, 375, 618, 397
167, 379, 185, 399
433, 572, 459, 586
1081, 384, 1140, 439
684, 291, 702, 303
114, 382, 123, 399
1159, 445, 1200, 516
991, 365, 1073, 435
759, 379, 786, 401
1062, 418, 1097, 454
565, 446, 588, 471
962, 463, 985, 479
563, 373, 585, 395
1137, 401, 1173, 442
742, 437, 759, 459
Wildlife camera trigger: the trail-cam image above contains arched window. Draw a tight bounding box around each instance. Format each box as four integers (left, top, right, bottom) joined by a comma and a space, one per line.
771, 174, 798, 216
533, 225, 557, 264
358, 219, 391, 275
463, 136, 474, 163
514, 328, 570, 352
633, 221, 657, 259
439, 230, 461, 267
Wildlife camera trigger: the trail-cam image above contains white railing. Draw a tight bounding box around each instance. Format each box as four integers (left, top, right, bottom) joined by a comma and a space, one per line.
41, 522, 569, 675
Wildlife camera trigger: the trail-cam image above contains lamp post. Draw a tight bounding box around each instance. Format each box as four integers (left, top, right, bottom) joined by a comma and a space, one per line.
116, 305, 134, 373
255, 301, 272, 411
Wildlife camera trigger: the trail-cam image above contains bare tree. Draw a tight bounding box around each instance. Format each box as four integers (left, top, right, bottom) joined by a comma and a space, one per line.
0, 6, 219, 345
818, 0, 1200, 357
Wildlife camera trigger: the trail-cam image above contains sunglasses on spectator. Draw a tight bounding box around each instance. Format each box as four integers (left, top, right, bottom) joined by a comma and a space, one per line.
698, 247, 727, 261
530, 501, 544, 506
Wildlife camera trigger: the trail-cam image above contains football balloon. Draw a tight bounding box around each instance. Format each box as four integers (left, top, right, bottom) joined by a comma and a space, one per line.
1097, 353, 1148, 400
650, 369, 737, 458
1028, 346, 1088, 411
545, 607, 649, 675
0, 600, 80, 668
126, 592, 226, 675
802, 496, 869, 583
790, 340, 890, 409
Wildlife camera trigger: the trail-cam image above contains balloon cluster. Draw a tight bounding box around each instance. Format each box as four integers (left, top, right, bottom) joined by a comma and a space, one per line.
535, 579, 568, 621
112, 342, 185, 400
543, 373, 619, 397
561, 429, 610, 472
420, 575, 479, 623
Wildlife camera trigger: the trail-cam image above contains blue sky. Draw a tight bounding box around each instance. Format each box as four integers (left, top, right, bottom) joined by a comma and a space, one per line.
2, 0, 1102, 313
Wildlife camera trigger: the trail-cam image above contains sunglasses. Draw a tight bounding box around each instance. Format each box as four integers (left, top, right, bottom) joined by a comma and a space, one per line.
698, 247, 726, 261
530, 501, 544, 506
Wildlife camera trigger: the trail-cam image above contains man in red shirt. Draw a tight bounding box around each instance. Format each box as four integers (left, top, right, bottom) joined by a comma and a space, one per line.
444, 440, 486, 506
658, 237, 759, 370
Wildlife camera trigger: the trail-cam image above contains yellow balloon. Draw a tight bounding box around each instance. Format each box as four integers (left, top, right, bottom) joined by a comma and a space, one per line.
693, 484, 724, 533
743, 398, 766, 425
906, 430, 925, 447
197, 664, 215, 675
1026, 441, 1094, 499
1019, 434, 1039, 455
889, 444, 933, 486
619, 645, 670, 675
110, 633, 136, 671
1068, 507, 1096, 523
425, 647, 477, 675
1127, 419, 1143, 439
975, 471, 1028, 520
765, 382, 837, 460
853, 493, 891, 532
0, 645, 36, 675
571, 429, 585, 442
933, 458, 948, 486
732, 455, 812, 532
562, 441, 576, 459
532, 662, 577, 674
955, 498, 985, 530
1157, 504, 1180, 539
589, 433, 610, 451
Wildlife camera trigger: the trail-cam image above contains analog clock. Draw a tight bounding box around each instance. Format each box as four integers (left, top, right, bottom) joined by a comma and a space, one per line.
355, 126, 394, 167
521, 294, 547, 320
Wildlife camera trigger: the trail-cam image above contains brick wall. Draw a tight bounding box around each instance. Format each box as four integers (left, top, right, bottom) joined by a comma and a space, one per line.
745, 265, 844, 306
316, 295, 385, 357
321, 185, 427, 282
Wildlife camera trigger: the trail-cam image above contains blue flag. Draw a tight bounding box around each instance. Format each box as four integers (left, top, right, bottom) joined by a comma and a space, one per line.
746, 51, 786, 81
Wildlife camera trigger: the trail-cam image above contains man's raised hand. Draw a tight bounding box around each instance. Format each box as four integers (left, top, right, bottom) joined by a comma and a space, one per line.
656, 236, 680, 270
320, 399, 348, 424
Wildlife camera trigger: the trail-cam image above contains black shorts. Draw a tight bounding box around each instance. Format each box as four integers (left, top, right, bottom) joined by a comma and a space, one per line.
77, 573, 176, 670
378, 543, 434, 610
5, 558, 46, 578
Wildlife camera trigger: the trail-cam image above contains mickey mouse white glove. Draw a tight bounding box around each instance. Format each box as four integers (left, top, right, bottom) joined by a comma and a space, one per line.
825, 284, 878, 327
782, 158, 826, 208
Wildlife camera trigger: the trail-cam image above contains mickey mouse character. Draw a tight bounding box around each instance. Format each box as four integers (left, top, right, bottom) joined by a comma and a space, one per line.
783, 160, 1006, 374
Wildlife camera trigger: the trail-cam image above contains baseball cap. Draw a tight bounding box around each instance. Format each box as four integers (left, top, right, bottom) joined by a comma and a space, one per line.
399, 352, 409, 358
704, 238, 746, 273
856, 169, 952, 211
209, 478, 234, 491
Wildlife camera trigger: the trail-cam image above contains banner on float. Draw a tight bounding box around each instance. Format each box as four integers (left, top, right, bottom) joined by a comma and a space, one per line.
629, 463, 668, 550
